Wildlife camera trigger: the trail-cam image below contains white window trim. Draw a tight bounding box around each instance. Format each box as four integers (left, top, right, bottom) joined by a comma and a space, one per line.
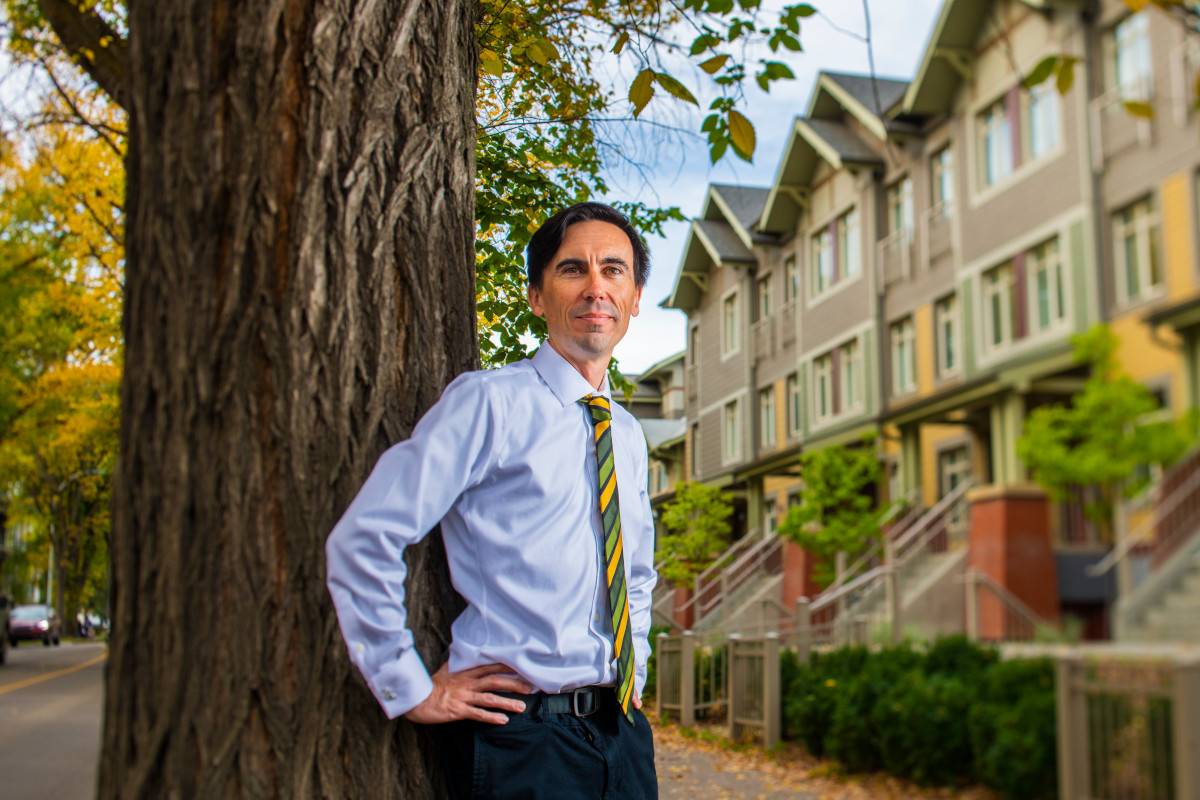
981, 263, 1014, 357
805, 213, 865, 309
1023, 82, 1061, 164
720, 286, 741, 361
891, 318, 917, 397
839, 206, 862, 280
887, 177, 915, 239
1027, 238, 1070, 335
757, 272, 773, 320
934, 294, 962, 380
967, 87, 1067, 209
930, 145, 955, 219
759, 387, 776, 450
786, 372, 802, 440
784, 255, 801, 304
1110, 12, 1154, 101
839, 339, 864, 414
721, 398, 743, 466
1113, 198, 1164, 309
812, 355, 834, 427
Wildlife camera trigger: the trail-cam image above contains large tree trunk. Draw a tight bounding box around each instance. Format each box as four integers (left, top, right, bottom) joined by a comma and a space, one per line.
100, 1, 478, 797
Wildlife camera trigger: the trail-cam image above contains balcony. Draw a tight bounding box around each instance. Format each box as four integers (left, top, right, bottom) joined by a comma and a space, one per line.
877, 228, 915, 289
1171, 38, 1200, 127
778, 300, 798, 347
1089, 79, 1155, 170
923, 201, 953, 261
751, 317, 776, 364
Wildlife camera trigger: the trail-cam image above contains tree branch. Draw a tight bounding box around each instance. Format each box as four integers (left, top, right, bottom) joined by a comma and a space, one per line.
37, 0, 128, 109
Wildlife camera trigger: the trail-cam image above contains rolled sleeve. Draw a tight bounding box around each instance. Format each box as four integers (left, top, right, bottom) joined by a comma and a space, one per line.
325, 372, 499, 719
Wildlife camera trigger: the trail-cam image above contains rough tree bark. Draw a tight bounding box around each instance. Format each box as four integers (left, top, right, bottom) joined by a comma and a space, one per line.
98, 1, 477, 796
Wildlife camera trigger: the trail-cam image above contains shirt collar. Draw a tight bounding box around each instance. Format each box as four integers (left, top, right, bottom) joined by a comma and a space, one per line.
531, 341, 612, 408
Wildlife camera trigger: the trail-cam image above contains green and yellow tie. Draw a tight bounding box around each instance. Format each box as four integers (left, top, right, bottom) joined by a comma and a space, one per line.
581, 393, 636, 723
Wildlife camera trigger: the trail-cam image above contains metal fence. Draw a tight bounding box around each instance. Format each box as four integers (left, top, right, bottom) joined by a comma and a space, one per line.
1057, 648, 1200, 800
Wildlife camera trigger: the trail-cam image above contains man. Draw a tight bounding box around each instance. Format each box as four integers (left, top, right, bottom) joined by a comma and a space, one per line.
326, 202, 659, 798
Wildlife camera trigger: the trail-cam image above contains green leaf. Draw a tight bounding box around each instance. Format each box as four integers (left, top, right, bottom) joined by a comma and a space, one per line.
1056, 58, 1077, 95
654, 71, 699, 106
756, 73, 770, 92
698, 54, 730, 75
764, 60, 795, 80
1022, 55, 1058, 89
612, 31, 629, 55
794, 3, 817, 16
479, 48, 504, 77
778, 32, 802, 52
700, 113, 719, 133
629, 68, 655, 117
1122, 100, 1154, 119
526, 39, 559, 65
709, 138, 728, 164
727, 109, 756, 159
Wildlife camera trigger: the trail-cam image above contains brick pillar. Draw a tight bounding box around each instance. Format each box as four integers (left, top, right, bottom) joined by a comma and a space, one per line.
967, 483, 1059, 639
672, 585, 694, 630
781, 540, 821, 608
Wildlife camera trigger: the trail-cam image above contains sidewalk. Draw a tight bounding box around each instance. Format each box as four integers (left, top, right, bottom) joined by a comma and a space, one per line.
652, 717, 998, 800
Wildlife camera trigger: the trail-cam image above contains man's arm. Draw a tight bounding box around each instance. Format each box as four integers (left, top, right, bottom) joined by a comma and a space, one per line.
325, 372, 505, 719
627, 433, 658, 701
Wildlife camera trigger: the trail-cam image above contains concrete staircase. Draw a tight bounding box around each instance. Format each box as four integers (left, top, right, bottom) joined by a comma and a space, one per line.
1118, 536, 1200, 642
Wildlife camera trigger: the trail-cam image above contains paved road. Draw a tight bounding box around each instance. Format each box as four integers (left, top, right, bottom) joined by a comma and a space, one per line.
0, 642, 106, 800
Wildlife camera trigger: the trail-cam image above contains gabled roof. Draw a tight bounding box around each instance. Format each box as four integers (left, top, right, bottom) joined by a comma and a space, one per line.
757, 117, 882, 234
640, 417, 687, 451
638, 350, 685, 386
710, 184, 772, 240
695, 219, 755, 263
806, 70, 911, 142
901, 0, 1082, 117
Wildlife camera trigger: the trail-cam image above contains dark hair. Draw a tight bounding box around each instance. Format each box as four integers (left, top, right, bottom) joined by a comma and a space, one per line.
526, 202, 650, 289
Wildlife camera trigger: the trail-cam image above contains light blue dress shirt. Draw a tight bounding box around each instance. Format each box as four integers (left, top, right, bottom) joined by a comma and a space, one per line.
325, 343, 658, 719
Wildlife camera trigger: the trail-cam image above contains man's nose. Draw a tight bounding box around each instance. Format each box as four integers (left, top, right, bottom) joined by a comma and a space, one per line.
582, 266, 609, 300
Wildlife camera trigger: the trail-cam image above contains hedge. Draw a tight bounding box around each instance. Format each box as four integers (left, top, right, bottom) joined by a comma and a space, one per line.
783, 635, 1057, 799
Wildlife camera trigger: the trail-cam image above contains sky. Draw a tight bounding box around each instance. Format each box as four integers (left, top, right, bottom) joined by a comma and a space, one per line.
606, 0, 945, 374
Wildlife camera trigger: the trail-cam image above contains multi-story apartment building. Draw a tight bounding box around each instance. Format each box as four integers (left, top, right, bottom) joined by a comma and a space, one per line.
661, 0, 1200, 638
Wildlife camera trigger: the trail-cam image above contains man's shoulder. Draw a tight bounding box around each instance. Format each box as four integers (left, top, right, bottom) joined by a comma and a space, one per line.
443, 360, 536, 397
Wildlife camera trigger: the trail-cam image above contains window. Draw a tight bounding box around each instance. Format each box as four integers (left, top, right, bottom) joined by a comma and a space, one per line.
978, 98, 1013, 188
891, 317, 917, 395
931, 146, 954, 217
982, 262, 1015, 351
937, 445, 971, 498
688, 325, 699, 365
839, 339, 862, 412
650, 460, 668, 494
811, 228, 834, 296
689, 423, 699, 478
759, 387, 776, 449
1111, 12, 1153, 100
765, 503, 778, 535
722, 399, 742, 464
1028, 238, 1066, 332
813, 355, 833, 423
934, 294, 959, 377
838, 207, 861, 278
888, 178, 914, 237
757, 274, 772, 319
721, 290, 740, 356
1114, 197, 1162, 306
784, 255, 801, 303
1025, 83, 1060, 161
786, 372, 801, 438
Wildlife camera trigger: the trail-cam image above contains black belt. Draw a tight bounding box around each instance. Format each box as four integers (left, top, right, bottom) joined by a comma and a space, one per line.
504, 686, 613, 718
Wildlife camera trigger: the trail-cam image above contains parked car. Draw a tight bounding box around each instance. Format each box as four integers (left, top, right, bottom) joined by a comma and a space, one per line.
0, 596, 8, 664
8, 604, 61, 647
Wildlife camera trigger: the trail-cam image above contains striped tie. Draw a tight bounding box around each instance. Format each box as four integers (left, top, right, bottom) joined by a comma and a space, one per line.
581, 393, 636, 723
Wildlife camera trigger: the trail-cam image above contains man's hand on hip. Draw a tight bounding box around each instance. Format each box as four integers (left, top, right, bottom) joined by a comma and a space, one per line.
405, 662, 535, 725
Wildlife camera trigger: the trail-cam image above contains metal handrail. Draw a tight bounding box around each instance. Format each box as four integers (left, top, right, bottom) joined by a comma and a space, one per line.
696, 536, 782, 620
674, 529, 765, 617
892, 479, 973, 563
809, 490, 921, 601
965, 567, 1049, 630
1089, 444, 1200, 576
809, 565, 888, 613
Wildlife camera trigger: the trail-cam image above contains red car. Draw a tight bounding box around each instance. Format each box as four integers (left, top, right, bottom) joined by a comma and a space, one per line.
8, 604, 61, 647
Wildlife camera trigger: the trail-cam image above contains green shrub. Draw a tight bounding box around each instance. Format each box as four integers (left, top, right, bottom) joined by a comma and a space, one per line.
873, 670, 975, 786
825, 643, 923, 773
923, 634, 998, 679
782, 645, 871, 757
968, 657, 1057, 800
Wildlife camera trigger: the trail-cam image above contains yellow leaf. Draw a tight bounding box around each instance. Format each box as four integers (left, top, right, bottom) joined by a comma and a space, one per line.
698, 54, 730, 75
629, 69, 654, 117
727, 109, 756, 159
612, 31, 629, 55
1122, 99, 1154, 119
479, 49, 504, 77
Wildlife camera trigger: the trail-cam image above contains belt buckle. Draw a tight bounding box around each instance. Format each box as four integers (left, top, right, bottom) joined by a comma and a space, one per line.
571, 687, 595, 717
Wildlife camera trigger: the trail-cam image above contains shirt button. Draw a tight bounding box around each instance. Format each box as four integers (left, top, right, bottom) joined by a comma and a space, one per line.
354, 643, 365, 654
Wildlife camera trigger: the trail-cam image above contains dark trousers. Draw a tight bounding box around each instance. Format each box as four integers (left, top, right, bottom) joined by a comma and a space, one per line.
437, 688, 658, 799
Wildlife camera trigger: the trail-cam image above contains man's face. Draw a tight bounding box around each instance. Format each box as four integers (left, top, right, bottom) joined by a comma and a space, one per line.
528, 220, 643, 362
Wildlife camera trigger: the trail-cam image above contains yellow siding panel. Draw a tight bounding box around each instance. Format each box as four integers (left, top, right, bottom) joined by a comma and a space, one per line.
914, 303, 935, 396
919, 424, 965, 508
1163, 172, 1197, 301
1110, 312, 1187, 416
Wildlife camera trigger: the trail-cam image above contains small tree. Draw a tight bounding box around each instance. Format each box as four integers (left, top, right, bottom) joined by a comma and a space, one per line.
656, 481, 734, 585
778, 434, 884, 588
1018, 324, 1194, 544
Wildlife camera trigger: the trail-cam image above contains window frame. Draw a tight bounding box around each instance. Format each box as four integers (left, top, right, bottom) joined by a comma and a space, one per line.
839, 338, 863, 413
759, 387, 776, 450
1110, 11, 1153, 100
838, 206, 861, 279
811, 227, 834, 297
887, 177, 915, 238
977, 98, 1013, 189
1113, 196, 1163, 308
784, 255, 801, 304
934, 293, 960, 378
720, 287, 741, 358
931, 145, 954, 218
813, 355, 833, 424
890, 317, 917, 396
721, 398, 742, 465
982, 262, 1015, 353
785, 372, 802, 440
1024, 81, 1061, 162
756, 273, 773, 320
1028, 237, 1067, 333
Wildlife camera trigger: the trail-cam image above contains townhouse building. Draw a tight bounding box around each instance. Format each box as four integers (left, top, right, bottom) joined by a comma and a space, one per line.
660, 0, 1200, 639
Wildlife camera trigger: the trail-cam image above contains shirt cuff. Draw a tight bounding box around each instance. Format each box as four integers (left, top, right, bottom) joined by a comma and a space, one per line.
367, 647, 434, 719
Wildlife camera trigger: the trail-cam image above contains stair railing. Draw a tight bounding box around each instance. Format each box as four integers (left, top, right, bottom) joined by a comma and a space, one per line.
694, 535, 783, 626
963, 567, 1052, 642
888, 479, 974, 594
